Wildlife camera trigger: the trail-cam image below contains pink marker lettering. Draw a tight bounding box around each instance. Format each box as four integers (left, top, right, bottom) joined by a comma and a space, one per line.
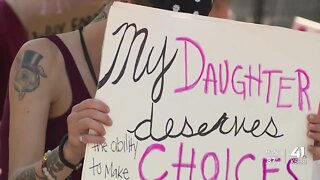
172, 143, 196, 180
262, 158, 279, 180
225, 148, 230, 180
201, 152, 220, 180
287, 159, 298, 180
296, 69, 311, 111
244, 64, 262, 96
262, 70, 283, 103
235, 154, 255, 180
175, 37, 206, 93
219, 60, 230, 94
139, 143, 168, 180
277, 77, 295, 108
231, 65, 246, 100
204, 63, 218, 95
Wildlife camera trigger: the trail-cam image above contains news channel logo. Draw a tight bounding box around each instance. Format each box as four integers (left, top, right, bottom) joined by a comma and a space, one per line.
265, 147, 307, 165
290, 147, 307, 165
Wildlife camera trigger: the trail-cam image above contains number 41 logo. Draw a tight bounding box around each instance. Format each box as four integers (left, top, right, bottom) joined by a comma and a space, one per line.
291, 147, 306, 158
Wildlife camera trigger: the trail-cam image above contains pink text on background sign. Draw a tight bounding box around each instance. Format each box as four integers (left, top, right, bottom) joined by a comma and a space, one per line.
174, 37, 311, 112
138, 143, 298, 180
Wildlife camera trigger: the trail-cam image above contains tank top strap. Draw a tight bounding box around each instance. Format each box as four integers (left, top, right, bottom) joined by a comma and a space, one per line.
45, 35, 91, 103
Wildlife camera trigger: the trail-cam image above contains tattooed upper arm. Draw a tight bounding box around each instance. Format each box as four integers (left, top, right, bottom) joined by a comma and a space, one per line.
13, 50, 47, 100
8, 39, 57, 179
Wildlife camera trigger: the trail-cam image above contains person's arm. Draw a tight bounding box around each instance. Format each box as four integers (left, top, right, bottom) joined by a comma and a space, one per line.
313, 160, 320, 180
8, 39, 72, 180
8, 39, 112, 180
209, 0, 231, 19
307, 114, 320, 180
307, 114, 320, 160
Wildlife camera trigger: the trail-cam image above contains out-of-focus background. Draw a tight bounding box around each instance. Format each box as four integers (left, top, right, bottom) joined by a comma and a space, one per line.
230, 0, 320, 28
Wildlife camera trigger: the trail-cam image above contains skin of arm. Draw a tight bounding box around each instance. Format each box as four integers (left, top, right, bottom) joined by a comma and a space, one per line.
209, 0, 231, 19
8, 33, 112, 180
8, 39, 75, 180
307, 114, 320, 160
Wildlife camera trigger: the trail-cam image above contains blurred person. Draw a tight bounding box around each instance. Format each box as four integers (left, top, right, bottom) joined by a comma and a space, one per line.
230, 0, 320, 27
154, 0, 231, 18
155, 0, 212, 15
308, 114, 320, 180
0, 0, 106, 122
209, 0, 231, 19
270, 0, 320, 28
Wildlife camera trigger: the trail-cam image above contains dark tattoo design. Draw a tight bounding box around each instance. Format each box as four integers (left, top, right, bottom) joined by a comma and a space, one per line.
15, 149, 66, 180
14, 50, 47, 100
35, 170, 48, 180
93, 10, 108, 23
15, 167, 47, 180
46, 149, 65, 179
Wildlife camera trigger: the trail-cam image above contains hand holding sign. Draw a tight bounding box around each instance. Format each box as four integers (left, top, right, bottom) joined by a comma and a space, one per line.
66, 99, 112, 164
307, 114, 320, 160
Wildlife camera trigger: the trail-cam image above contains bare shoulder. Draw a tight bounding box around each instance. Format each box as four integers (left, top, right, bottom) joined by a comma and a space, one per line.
15, 37, 60, 65
7, 37, 66, 179
13, 37, 61, 69
9, 37, 61, 101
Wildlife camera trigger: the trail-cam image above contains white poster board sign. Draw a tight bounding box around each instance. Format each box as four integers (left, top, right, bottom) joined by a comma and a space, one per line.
82, 2, 320, 179
292, 17, 320, 33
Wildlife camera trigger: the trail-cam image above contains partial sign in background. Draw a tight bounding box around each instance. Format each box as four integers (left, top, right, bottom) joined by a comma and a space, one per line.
82, 2, 320, 179
292, 17, 320, 33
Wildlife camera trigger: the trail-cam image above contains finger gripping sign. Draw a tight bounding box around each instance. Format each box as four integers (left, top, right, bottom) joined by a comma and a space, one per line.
82, 2, 320, 180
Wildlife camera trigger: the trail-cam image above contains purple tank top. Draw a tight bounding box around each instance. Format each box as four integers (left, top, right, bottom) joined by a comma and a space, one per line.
0, 35, 91, 180
0, 0, 28, 119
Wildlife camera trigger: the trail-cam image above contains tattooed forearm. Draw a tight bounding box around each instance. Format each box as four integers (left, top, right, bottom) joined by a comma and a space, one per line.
14, 50, 47, 100
15, 167, 36, 180
15, 167, 47, 180
13, 149, 68, 180
46, 149, 65, 179
15, 149, 65, 180
35, 170, 48, 180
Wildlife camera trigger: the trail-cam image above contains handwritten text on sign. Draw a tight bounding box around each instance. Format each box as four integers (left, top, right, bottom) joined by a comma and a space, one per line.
82, 3, 320, 180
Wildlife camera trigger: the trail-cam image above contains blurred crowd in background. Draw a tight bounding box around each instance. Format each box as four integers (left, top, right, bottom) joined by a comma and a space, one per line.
230, 0, 320, 28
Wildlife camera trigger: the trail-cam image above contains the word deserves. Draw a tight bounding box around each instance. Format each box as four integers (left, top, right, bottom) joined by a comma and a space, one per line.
128, 103, 283, 142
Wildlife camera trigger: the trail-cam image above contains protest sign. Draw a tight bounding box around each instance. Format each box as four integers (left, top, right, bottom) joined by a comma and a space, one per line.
82, 2, 320, 179
292, 17, 320, 33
